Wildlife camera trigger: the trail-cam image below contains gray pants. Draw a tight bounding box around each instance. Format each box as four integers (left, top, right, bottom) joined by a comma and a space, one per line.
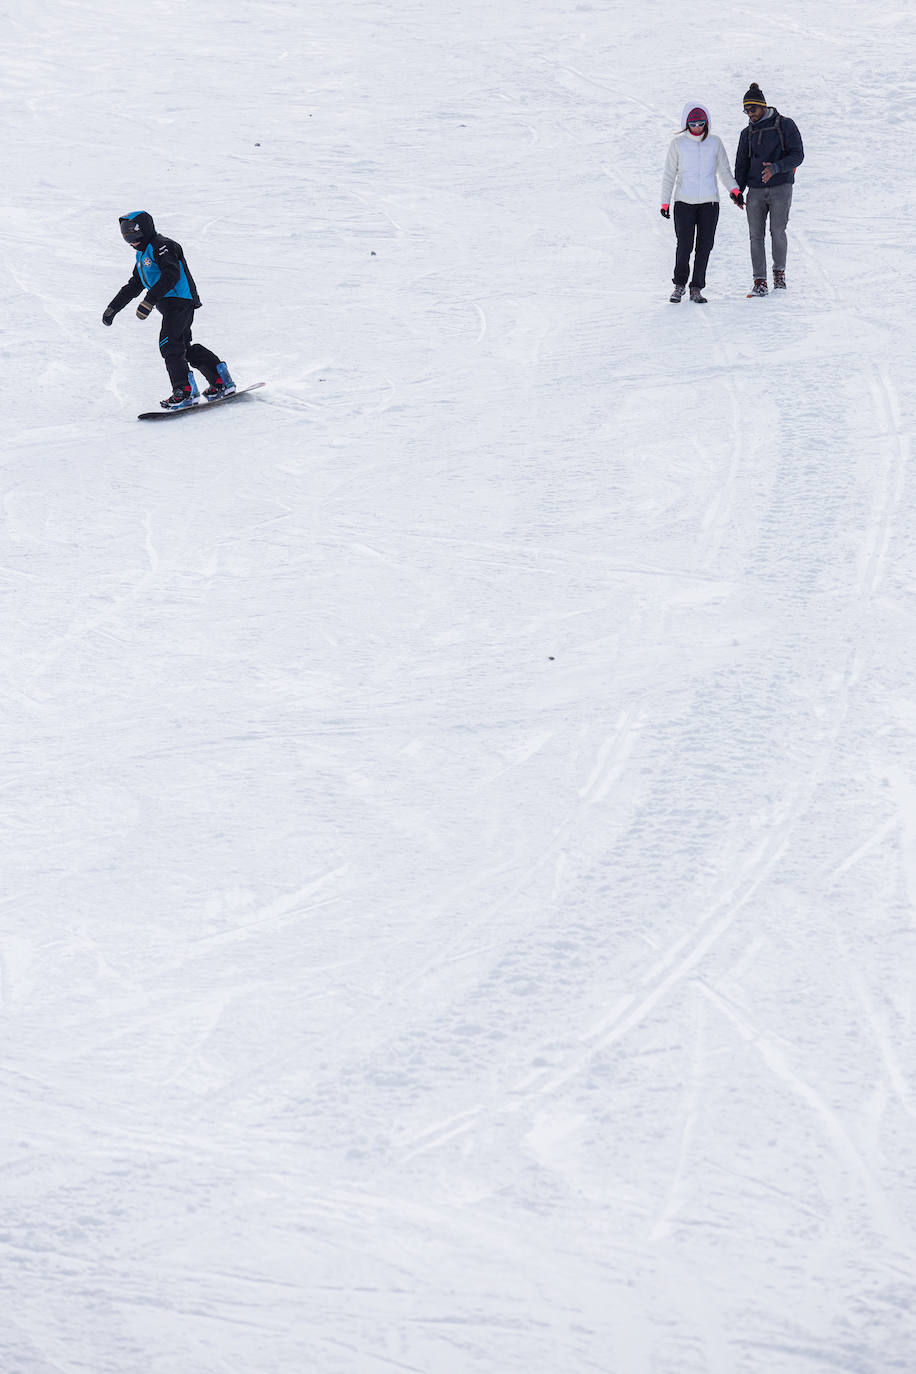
746, 184, 793, 279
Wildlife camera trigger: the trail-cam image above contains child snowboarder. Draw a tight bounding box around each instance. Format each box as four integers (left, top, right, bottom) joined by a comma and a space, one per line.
102, 211, 235, 410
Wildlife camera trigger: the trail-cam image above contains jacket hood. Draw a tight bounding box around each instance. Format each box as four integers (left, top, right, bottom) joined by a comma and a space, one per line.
681, 102, 711, 129
119, 210, 156, 244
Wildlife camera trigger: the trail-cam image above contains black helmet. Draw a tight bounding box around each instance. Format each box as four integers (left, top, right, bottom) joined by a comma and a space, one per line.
119, 210, 154, 249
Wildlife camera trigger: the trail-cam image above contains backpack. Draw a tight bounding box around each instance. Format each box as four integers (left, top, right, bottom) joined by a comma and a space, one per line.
775, 114, 785, 156
774, 113, 800, 174
749, 112, 799, 176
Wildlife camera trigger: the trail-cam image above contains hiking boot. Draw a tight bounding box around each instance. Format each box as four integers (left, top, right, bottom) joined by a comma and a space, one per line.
773, 268, 786, 290
669, 284, 686, 303
689, 287, 708, 303
161, 384, 195, 411
203, 362, 237, 399
748, 278, 768, 297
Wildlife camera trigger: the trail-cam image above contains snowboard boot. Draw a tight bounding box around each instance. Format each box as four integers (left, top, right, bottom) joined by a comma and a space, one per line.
689, 287, 708, 303
748, 277, 768, 297
773, 268, 786, 290
161, 384, 196, 411
203, 362, 237, 400
669, 284, 686, 303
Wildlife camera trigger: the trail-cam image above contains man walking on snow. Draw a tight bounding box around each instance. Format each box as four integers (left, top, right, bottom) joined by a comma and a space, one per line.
734, 82, 804, 296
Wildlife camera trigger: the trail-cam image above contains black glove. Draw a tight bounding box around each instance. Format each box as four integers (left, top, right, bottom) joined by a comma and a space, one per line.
660, 204, 670, 219
730, 190, 745, 209
102, 305, 116, 326
136, 298, 154, 320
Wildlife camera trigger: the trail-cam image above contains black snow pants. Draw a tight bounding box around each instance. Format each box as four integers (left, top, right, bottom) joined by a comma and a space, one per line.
158, 300, 222, 391
673, 201, 720, 290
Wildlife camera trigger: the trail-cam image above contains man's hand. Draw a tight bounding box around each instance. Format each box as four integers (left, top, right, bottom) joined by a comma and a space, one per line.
730, 190, 745, 209
102, 306, 116, 326
136, 298, 154, 320
762, 162, 779, 184
660, 204, 670, 219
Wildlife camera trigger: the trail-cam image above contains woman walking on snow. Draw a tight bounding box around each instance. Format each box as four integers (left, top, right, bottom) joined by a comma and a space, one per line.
660, 102, 744, 303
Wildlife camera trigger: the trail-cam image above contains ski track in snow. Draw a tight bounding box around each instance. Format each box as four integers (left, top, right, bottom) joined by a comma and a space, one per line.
3, 1, 916, 1372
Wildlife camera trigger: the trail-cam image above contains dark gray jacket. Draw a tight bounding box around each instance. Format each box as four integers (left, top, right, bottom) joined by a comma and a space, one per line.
735, 108, 804, 191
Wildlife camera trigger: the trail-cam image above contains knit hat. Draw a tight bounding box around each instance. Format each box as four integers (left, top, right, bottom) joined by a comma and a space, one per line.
742, 82, 766, 108
686, 107, 707, 123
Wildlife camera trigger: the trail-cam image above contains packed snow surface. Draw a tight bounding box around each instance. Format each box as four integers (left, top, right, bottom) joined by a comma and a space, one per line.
3, 0, 916, 1370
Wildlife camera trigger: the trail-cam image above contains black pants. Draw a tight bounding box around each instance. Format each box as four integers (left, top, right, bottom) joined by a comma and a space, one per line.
158, 300, 222, 390
673, 201, 720, 290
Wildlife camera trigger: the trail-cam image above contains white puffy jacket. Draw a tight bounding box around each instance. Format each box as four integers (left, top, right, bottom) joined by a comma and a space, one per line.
661, 101, 738, 206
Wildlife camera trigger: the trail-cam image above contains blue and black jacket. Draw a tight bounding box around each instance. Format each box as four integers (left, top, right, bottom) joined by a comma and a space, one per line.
735, 109, 804, 191
107, 210, 202, 317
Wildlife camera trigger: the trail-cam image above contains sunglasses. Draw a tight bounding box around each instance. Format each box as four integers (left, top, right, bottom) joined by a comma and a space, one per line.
744, 104, 765, 112
687, 120, 706, 128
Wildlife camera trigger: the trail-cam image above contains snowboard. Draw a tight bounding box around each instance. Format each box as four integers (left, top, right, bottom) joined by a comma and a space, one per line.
138, 382, 265, 420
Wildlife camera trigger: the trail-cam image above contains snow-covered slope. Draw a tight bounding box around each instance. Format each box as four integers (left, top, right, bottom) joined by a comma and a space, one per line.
3, 1, 916, 1370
